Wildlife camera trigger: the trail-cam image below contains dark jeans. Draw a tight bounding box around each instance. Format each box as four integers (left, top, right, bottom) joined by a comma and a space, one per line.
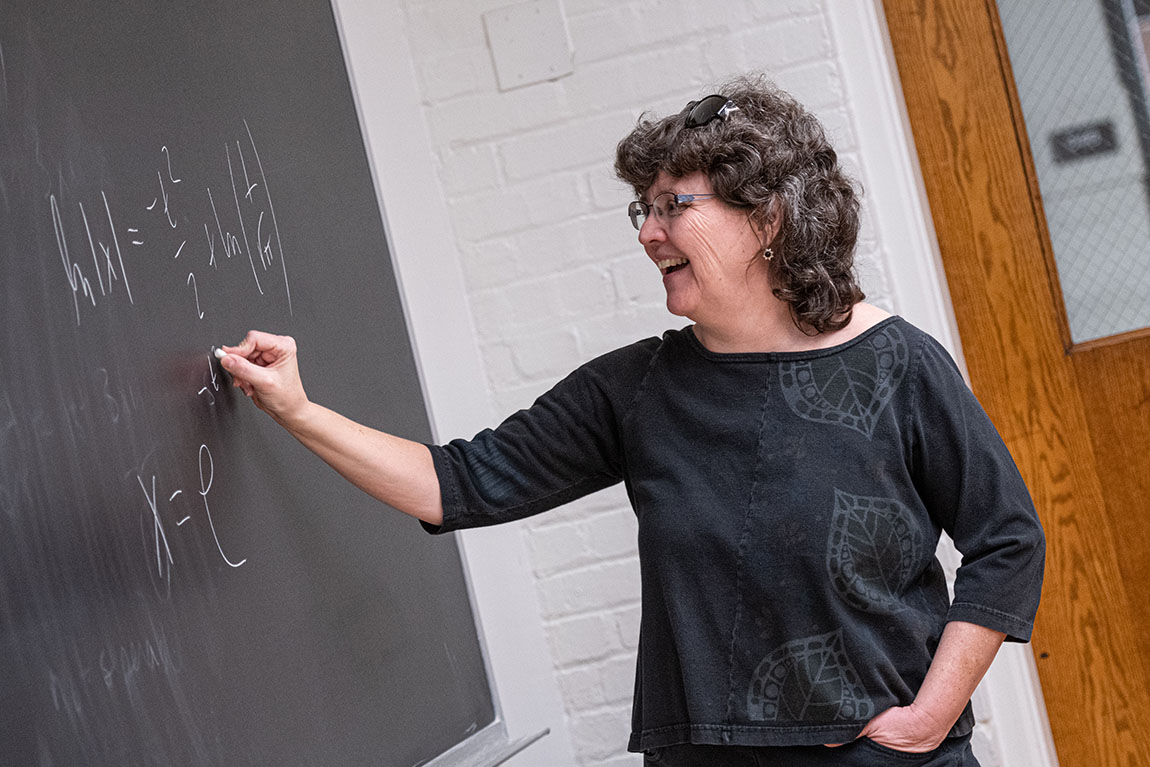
642, 735, 978, 766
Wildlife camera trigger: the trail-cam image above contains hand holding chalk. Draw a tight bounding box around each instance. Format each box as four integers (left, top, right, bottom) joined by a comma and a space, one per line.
217, 331, 311, 425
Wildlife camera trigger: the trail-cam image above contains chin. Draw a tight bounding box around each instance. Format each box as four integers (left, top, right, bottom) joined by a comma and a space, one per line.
664, 296, 698, 319
664, 290, 689, 316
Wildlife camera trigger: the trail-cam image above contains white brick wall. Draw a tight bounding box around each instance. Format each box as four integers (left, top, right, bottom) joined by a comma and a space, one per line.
391, 1, 950, 765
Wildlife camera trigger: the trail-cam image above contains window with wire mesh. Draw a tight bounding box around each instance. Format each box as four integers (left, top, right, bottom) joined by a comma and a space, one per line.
997, 0, 1150, 344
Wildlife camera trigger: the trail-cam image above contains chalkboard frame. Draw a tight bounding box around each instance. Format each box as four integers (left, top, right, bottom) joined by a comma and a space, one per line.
329, 1, 570, 764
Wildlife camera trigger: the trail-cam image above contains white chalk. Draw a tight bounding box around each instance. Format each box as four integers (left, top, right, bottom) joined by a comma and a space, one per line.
214, 348, 227, 360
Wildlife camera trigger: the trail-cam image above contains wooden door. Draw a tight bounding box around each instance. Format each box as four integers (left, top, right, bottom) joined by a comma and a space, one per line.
882, 2, 1150, 765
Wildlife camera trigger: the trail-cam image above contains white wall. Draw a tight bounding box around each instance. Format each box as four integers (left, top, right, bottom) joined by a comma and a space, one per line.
339, 0, 1057, 765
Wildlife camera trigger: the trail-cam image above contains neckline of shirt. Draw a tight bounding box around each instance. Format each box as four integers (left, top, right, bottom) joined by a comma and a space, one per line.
682, 315, 904, 362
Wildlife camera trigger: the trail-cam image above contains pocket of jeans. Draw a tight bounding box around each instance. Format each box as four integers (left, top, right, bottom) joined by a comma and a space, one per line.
857, 737, 939, 763
642, 747, 663, 764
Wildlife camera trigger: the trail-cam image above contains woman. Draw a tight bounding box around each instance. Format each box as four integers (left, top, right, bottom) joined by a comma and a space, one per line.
219, 75, 1044, 766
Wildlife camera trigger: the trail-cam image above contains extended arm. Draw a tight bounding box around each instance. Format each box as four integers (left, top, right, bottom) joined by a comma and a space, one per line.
218, 330, 443, 526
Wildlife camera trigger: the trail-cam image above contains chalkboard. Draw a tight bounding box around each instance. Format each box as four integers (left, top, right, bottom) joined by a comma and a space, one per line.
0, 2, 496, 765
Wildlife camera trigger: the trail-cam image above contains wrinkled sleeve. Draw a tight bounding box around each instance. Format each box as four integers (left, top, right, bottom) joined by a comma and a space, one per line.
421, 344, 653, 535
907, 335, 1045, 642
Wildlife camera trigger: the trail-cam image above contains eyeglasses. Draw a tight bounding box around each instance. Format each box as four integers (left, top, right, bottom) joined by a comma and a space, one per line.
683, 94, 739, 128
627, 192, 718, 231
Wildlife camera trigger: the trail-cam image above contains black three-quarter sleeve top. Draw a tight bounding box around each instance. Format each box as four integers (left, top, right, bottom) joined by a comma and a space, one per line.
421, 317, 1045, 752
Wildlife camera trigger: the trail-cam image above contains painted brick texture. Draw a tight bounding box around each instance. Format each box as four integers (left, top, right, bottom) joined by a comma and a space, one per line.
396, 1, 914, 764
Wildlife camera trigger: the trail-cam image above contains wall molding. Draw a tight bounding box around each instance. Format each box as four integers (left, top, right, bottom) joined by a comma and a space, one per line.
329, 1, 576, 764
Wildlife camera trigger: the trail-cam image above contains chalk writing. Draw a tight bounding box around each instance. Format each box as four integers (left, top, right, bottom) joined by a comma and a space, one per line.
162, 145, 181, 184
206, 187, 241, 265
226, 143, 261, 294
197, 352, 220, 406
50, 191, 134, 325
155, 170, 178, 229
137, 474, 174, 584
49, 626, 180, 719
186, 272, 204, 319
192, 125, 292, 310
245, 119, 292, 314
49, 130, 289, 327
0, 41, 7, 110
133, 443, 247, 579
52, 195, 94, 323
169, 491, 190, 526
203, 223, 216, 267
198, 444, 246, 568
39, 127, 288, 611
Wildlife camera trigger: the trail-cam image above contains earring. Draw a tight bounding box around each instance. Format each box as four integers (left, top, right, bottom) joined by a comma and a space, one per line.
762, 247, 774, 261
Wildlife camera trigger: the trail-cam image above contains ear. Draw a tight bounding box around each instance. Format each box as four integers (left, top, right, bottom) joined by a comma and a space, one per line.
751, 197, 782, 248
763, 197, 783, 245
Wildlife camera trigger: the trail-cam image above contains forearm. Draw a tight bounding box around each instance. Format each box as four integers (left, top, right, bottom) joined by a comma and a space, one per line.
279, 401, 444, 526
218, 331, 445, 525
856, 619, 1005, 751
913, 620, 1006, 732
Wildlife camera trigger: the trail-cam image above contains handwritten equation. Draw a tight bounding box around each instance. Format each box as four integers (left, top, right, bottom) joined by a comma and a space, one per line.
137, 443, 246, 592
49, 121, 292, 326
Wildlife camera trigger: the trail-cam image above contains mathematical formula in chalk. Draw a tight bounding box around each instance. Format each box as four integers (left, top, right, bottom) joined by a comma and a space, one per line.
50, 122, 292, 327
137, 442, 247, 592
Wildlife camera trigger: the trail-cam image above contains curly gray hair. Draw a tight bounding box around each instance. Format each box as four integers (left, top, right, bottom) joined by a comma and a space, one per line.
614, 74, 863, 333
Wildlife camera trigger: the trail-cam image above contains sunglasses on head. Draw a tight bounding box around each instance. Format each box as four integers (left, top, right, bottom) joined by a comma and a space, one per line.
683, 94, 739, 128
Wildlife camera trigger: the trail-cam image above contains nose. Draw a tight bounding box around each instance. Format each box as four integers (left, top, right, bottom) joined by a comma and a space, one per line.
637, 213, 666, 247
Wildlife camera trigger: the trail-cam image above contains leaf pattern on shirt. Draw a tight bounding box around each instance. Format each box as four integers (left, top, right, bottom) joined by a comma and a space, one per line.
827, 489, 925, 613
777, 325, 909, 439
746, 629, 873, 723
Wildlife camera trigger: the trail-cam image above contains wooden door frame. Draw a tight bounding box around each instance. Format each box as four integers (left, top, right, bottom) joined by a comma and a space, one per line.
882, 2, 1150, 765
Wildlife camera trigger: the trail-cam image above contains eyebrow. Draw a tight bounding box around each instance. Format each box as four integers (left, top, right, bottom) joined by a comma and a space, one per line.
642, 184, 677, 204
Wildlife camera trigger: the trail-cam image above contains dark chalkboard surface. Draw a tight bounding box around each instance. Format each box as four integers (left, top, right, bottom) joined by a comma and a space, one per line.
0, 2, 495, 765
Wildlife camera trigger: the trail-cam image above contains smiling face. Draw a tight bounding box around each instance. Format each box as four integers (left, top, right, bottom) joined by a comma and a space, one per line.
638, 170, 772, 325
